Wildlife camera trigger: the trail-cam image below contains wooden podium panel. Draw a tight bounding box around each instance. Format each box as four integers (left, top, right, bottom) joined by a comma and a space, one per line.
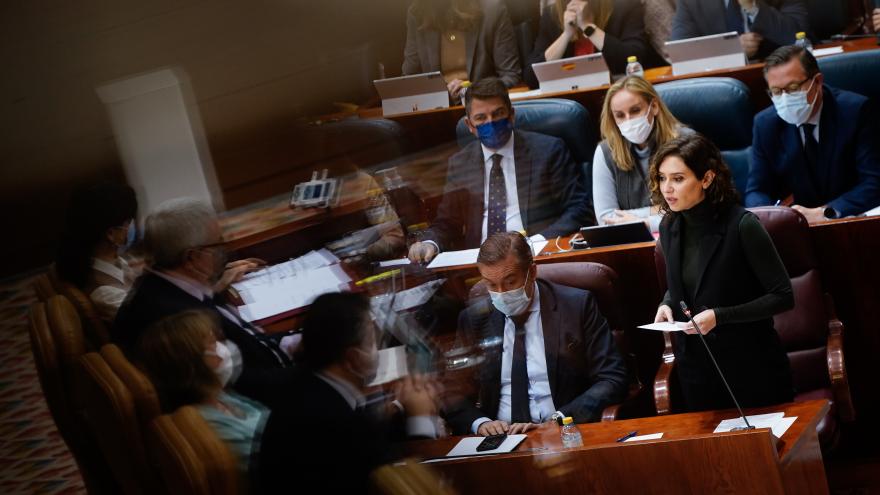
405, 400, 830, 495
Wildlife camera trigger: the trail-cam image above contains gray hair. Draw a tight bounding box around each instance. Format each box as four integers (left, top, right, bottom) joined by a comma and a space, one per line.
144, 198, 217, 269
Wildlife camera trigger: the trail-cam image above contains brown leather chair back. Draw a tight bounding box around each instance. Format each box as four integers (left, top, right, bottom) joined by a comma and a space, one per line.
60, 281, 111, 348
536, 262, 622, 332
371, 458, 458, 495
33, 273, 57, 302
147, 406, 240, 495
750, 207, 830, 394
77, 351, 159, 494
29, 296, 118, 493
101, 344, 162, 424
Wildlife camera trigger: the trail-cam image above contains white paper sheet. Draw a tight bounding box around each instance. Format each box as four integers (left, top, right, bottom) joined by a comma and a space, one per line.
509, 89, 543, 100
426, 240, 549, 270
864, 204, 880, 217
714, 412, 797, 438
638, 322, 690, 332
623, 432, 664, 442
812, 46, 844, 58
367, 346, 408, 386
378, 258, 412, 267
444, 434, 528, 458
235, 263, 351, 321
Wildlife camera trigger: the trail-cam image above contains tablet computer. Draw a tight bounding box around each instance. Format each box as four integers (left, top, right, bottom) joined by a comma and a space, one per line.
531, 53, 610, 94
373, 72, 449, 116
578, 221, 654, 248
665, 31, 747, 76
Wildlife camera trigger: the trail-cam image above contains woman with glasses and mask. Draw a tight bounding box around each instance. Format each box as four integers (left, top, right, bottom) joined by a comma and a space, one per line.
592, 76, 691, 231
651, 133, 795, 412
525, 0, 662, 87
56, 182, 141, 321
138, 310, 268, 491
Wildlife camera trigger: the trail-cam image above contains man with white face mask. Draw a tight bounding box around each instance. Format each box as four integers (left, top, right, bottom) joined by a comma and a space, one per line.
747, 45, 880, 223
444, 232, 627, 436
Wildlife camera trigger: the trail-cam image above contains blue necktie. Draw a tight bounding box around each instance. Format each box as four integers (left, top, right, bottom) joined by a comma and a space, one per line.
725, 0, 745, 34
487, 154, 507, 237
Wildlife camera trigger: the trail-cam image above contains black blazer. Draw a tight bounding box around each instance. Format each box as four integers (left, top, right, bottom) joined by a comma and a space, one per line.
258, 371, 399, 493
670, 0, 810, 58
445, 279, 628, 434
424, 130, 591, 251
659, 204, 794, 411
112, 272, 295, 408
402, 0, 522, 87
526, 0, 662, 87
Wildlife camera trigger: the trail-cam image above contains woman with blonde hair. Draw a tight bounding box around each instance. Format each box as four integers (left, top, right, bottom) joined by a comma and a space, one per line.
403, 0, 522, 99
526, 0, 661, 87
592, 75, 691, 231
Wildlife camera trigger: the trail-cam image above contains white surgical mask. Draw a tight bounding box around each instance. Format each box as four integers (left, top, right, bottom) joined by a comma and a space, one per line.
488, 271, 534, 317
617, 110, 655, 145
205, 341, 236, 387
348, 344, 379, 386
771, 77, 818, 126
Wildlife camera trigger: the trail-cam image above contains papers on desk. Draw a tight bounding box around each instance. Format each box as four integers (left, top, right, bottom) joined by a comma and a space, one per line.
623, 432, 664, 442
638, 322, 690, 332
713, 412, 797, 438
425, 240, 549, 270
367, 346, 408, 386
812, 46, 844, 58
509, 89, 543, 100
371, 279, 445, 314
233, 249, 351, 322
863, 204, 880, 217
378, 258, 412, 268
443, 434, 528, 458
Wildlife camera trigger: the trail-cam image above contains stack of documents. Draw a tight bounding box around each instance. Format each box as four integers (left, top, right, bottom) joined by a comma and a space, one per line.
426, 240, 549, 270
713, 412, 797, 438
233, 249, 351, 322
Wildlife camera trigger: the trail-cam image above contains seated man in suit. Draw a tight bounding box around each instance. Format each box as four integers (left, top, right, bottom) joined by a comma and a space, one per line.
113, 198, 297, 408
444, 232, 627, 436
260, 292, 441, 493
746, 45, 880, 223
670, 0, 809, 59
408, 77, 591, 263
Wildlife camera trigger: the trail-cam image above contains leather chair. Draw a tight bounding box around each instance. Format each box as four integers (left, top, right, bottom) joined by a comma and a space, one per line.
147, 407, 240, 495
455, 98, 599, 217
655, 77, 754, 201
818, 49, 880, 101
33, 273, 57, 302
101, 344, 162, 425
77, 351, 161, 494
28, 296, 117, 494
652, 207, 855, 449
370, 458, 456, 495
59, 281, 111, 348
466, 261, 639, 420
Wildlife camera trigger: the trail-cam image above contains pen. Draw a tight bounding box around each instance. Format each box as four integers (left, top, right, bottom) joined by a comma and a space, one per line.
616, 431, 638, 442
774, 199, 781, 206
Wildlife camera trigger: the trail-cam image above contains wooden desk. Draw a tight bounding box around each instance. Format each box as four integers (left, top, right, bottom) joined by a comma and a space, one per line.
362, 39, 879, 150
405, 400, 830, 495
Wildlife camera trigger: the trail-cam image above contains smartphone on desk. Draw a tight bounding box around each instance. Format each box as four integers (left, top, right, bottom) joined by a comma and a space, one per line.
476, 433, 507, 452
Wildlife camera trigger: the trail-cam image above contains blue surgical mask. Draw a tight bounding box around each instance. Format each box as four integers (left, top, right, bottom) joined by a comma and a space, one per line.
771, 77, 818, 126
475, 118, 514, 150
488, 271, 534, 316
117, 221, 137, 255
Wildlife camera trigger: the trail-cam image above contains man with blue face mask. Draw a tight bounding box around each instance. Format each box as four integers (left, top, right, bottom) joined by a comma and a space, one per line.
443, 232, 627, 436
747, 45, 880, 223
408, 77, 591, 263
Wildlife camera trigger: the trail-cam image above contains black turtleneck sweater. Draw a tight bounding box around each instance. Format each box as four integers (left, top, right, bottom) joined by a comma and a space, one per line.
661, 200, 793, 325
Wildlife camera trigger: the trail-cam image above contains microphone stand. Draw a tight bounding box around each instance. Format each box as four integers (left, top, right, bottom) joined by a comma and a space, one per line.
679, 301, 754, 431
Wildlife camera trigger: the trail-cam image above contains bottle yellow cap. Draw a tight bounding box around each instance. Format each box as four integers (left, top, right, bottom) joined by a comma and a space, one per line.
562, 417, 574, 425
627, 56, 637, 63
461, 80, 472, 88
796, 32, 806, 39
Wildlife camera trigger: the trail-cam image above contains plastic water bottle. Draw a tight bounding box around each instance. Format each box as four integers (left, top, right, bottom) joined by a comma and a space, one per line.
795, 32, 813, 53
625, 56, 645, 78
560, 417, 583, 448
459, 80, 472, 107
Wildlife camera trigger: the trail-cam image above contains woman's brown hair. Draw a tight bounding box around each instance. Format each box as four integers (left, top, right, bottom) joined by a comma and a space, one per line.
137, 310, 221, 411
412, 0, 481, 31
554, 0, 614, 35
599, 75, 682, 172
649, 133, 739, 215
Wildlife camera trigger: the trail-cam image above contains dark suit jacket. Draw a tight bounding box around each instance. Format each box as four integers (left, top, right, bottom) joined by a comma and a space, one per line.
424, 130, 591, 251
402, 0, 522, 87
445, 279, 628, 434
747, 85, 880, 216
670, 0, 810, 58
526, 0, 663, 86
112, 272, 296, 408
258, 371, 399, 493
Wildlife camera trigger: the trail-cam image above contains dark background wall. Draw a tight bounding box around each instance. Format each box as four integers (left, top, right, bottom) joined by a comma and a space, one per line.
0, 0, 409, 278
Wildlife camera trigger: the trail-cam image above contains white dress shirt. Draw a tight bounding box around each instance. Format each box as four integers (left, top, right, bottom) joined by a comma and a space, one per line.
471, 285, 559, 433
724, 0, 760, 28
90, 257, 132, 321
480, 134, 527, 241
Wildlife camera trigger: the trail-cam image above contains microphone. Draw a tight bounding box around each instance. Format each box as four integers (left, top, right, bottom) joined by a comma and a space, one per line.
828, 33, 878, 40
679, 301, 754, 430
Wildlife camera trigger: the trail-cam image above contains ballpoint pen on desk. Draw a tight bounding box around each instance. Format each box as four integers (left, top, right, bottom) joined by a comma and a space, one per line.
616, 431, 638, 443
774, 199, 782, 207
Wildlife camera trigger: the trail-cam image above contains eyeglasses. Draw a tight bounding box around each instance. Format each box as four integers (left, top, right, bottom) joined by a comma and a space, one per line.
766, 76, 814, 98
